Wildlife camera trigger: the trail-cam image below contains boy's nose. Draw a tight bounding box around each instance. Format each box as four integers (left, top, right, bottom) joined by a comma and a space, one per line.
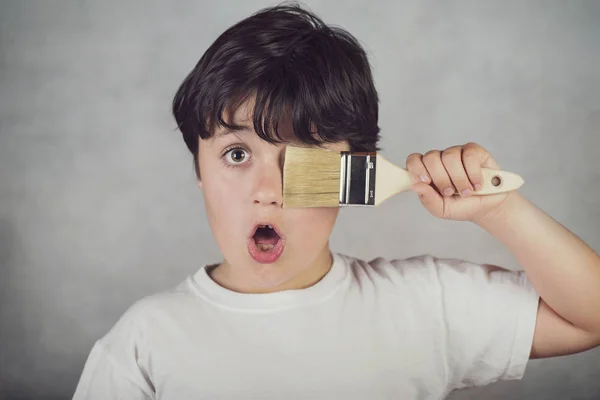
252, 166, 283, 207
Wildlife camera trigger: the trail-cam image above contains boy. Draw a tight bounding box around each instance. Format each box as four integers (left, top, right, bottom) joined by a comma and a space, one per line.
73, 4, 600, 399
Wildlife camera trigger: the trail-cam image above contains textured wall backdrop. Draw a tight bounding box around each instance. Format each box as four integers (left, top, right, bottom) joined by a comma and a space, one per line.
0, 0, 599, 399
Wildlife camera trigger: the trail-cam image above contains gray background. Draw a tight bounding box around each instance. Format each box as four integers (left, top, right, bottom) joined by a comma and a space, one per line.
1, 0, 599, 399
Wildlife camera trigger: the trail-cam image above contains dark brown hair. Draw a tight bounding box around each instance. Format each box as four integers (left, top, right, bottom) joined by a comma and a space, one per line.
172, 3, 380, 176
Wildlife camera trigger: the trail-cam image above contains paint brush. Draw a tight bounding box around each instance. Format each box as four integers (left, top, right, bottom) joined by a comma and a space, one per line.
282, 146, 524, 208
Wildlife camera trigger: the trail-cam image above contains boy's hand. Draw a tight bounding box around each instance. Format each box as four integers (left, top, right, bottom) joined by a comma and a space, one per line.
406, 142, 514, 223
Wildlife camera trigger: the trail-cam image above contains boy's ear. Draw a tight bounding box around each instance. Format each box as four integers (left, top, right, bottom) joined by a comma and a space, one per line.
197, 179, 203, 190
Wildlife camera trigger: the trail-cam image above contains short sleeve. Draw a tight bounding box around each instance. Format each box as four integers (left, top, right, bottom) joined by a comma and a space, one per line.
73, 300, 156, 400
431, 256, 539, 390
73, 341, 154, 400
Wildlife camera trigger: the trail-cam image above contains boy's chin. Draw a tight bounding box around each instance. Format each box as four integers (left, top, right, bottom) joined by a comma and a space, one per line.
215, 243, 333, 292
244, 251, 333, 292
247, 237, 285, 265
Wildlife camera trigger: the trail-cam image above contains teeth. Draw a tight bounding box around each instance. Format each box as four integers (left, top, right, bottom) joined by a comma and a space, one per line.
258, 224, 273, 229
258, 244, 275, 251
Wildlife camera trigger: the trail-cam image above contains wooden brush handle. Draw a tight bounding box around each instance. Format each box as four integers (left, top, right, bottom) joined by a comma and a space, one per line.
420, 168, 525, 196
375, 154, 524, 206
474, 168, 525, 195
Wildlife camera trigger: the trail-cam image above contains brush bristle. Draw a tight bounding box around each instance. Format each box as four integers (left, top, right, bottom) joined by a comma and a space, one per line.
283, 147, 341, 208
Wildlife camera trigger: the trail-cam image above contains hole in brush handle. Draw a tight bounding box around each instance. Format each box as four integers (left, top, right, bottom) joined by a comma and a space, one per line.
477, 168, 524, 195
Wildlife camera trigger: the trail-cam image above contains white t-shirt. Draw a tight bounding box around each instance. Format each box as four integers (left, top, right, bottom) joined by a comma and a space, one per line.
73, 253, 539, 400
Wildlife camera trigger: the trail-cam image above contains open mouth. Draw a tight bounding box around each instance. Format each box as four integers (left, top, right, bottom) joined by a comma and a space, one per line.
253, 224, 281, 251
247, 223, 285, 263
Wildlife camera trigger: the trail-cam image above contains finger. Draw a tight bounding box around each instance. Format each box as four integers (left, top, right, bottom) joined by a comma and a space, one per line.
462, 142, 486, 191
405, 153, 430, 184
422, 150, 454, 197
411, 182, 444, 218
441, 146, 474, 197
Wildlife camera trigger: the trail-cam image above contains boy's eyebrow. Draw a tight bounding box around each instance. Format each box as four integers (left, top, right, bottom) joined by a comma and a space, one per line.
212, 125, 252, 140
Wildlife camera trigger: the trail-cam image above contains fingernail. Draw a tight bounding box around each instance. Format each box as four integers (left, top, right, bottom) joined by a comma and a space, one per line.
462, 189, 472, 197
420, 175, 430, 183
443, 187, 455, 196
475, 183, 483, 191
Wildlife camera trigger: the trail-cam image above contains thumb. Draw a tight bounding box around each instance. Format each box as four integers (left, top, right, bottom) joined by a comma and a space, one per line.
411, 182, 444, 215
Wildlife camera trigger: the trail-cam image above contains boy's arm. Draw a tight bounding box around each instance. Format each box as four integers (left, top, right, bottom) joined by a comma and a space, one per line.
475, 192, 600, 358
407, 142, 600, 359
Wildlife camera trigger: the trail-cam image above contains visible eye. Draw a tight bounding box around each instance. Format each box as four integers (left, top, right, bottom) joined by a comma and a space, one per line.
223, 147, 250, 166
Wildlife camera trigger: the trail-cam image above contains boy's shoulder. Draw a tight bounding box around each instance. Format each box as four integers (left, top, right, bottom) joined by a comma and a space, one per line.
99, 276, 204, 344
338, 252, 525, 294
339, 252, 434, 270
340, 252, 485, 279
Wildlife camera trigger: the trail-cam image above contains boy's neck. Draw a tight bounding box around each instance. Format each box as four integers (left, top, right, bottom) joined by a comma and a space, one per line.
208, 247, 334, 294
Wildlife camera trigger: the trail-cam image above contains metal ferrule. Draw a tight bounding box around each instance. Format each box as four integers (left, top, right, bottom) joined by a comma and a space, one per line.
339, 152, 377, 206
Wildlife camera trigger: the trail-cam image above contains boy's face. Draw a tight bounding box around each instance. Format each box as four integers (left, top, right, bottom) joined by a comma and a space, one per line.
197, 99, 348, 293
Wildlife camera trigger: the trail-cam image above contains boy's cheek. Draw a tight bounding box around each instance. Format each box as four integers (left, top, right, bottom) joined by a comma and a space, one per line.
289, 208, 340, 235
201, 179, 243, 223
201, 169, 239, 199
205, 184, 240, 216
